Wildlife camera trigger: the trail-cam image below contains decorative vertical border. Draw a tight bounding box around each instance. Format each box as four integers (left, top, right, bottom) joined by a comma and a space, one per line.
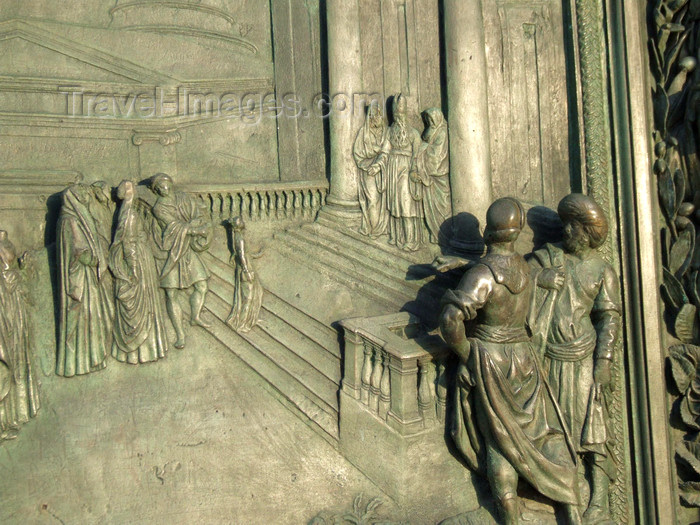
574, 0, 631, 521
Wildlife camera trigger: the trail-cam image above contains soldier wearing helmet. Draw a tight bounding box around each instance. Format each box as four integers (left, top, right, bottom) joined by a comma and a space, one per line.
440, 197, 582, 525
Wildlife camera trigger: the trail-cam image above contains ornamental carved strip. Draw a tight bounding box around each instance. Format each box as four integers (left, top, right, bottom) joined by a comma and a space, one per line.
575, 0, 629, 522
649, 0, 700, 511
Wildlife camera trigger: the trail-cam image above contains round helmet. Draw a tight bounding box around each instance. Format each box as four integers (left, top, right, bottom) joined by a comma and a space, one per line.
483, 197, 525, 244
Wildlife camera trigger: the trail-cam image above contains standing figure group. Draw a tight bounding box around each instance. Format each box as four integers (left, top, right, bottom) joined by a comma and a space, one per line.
354, 94, 451, 251
0, 231, 40, 441
56, 174, 212, 377
439, 193, 619, 525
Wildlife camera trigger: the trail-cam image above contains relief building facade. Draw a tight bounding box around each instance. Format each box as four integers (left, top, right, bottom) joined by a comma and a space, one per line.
0, 1, 688, 524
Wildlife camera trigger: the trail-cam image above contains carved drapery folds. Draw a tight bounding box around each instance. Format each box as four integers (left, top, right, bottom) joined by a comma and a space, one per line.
353, 95, 451, 251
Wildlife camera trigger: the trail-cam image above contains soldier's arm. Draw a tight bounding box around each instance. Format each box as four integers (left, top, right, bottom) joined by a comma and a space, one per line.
592, 264, 622, 389
592, 264, 622, 361
440, 265, 493, 362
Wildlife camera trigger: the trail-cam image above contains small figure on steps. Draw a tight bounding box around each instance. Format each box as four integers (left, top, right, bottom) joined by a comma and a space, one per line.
225, 216, 263, 333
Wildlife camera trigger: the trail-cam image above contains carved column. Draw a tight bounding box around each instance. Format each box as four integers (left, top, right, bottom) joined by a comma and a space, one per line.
443, 0, 492, 254
322, 0, 362, 221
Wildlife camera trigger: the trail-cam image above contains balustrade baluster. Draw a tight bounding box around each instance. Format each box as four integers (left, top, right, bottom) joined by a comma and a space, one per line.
301, 190, 309, 218
241, 191, 250, 217
418, 358, 436, 424
217, 192, 224, 219
273, 191, 281, 219
284, 190, 293, 218
225, 192, 232, 217
309, 190, 318, 216
293, 190, 302, 218
206, 193, 213, 218
250, 191, 258, 219
436, 359, 448, 422
361, 342, 373, 405
378, 351, 391, 419
264, 191, 271, 220
369, 346, 383, 413
233, 192, 241, 216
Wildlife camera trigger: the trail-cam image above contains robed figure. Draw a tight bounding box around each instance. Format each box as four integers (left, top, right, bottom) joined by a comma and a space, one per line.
440, 198, 581, 525
411, 107, 451, 244
56, 184, 114, 377
150, 174, 211, 349
353, 101, 389, 238
0, 231, 39, 439
368, 94, 424, 251
225, 216, 263, 333
110, 181, 169, 364
529, 194, 620, 522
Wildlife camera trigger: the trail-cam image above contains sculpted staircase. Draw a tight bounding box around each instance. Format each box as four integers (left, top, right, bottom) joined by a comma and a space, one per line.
200, 251, 342, 444
273, 215, 456, 319
197, 219, 459, 446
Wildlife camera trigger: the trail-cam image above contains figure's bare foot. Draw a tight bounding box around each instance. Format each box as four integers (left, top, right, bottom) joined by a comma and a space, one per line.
191, 315, 211, 328
174, 338, 185, 349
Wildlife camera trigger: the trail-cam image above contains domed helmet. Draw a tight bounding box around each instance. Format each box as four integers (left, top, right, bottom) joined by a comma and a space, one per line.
483, 197, 525, 244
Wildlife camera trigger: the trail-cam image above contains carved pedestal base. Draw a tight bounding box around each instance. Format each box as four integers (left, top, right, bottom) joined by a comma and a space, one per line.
339, 389, 481, 522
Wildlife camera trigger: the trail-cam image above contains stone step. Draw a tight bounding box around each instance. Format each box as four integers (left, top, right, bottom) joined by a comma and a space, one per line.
206, 279, 339, 411
262, 291, 340, 359
274, 232, 412, 311
203, 287, 339, 442
279, 224, 453, 316
284, 224, 431, 293
203, 251, 341, 358
202, 313, 339, 444
315, 213, 432, 265
208, 272, 340, 385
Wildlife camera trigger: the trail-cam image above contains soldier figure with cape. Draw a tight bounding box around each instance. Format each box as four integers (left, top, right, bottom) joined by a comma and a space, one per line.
440, 197, 581, 525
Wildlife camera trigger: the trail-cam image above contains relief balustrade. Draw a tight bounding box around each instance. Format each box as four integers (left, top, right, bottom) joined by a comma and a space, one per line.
184, 181, 328, 222
340, 312, 450, 436
337, 312, 472, 516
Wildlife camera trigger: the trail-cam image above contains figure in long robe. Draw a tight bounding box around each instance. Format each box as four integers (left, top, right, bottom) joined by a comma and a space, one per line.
89, 181, 115, 310
529, 194, 620, 522
368, 94, 423, 251
353, 101, 388, 238
411, 107, 451, 244
56, 184, 114, 377
440, 197, 582, 525
0, 231, 39, 439
110, 181, 169, 364
225, 216, 263, 333
150, 174, 211, 349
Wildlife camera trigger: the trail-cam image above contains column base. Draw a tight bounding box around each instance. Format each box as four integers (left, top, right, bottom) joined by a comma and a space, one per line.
317, 196, 362, 225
